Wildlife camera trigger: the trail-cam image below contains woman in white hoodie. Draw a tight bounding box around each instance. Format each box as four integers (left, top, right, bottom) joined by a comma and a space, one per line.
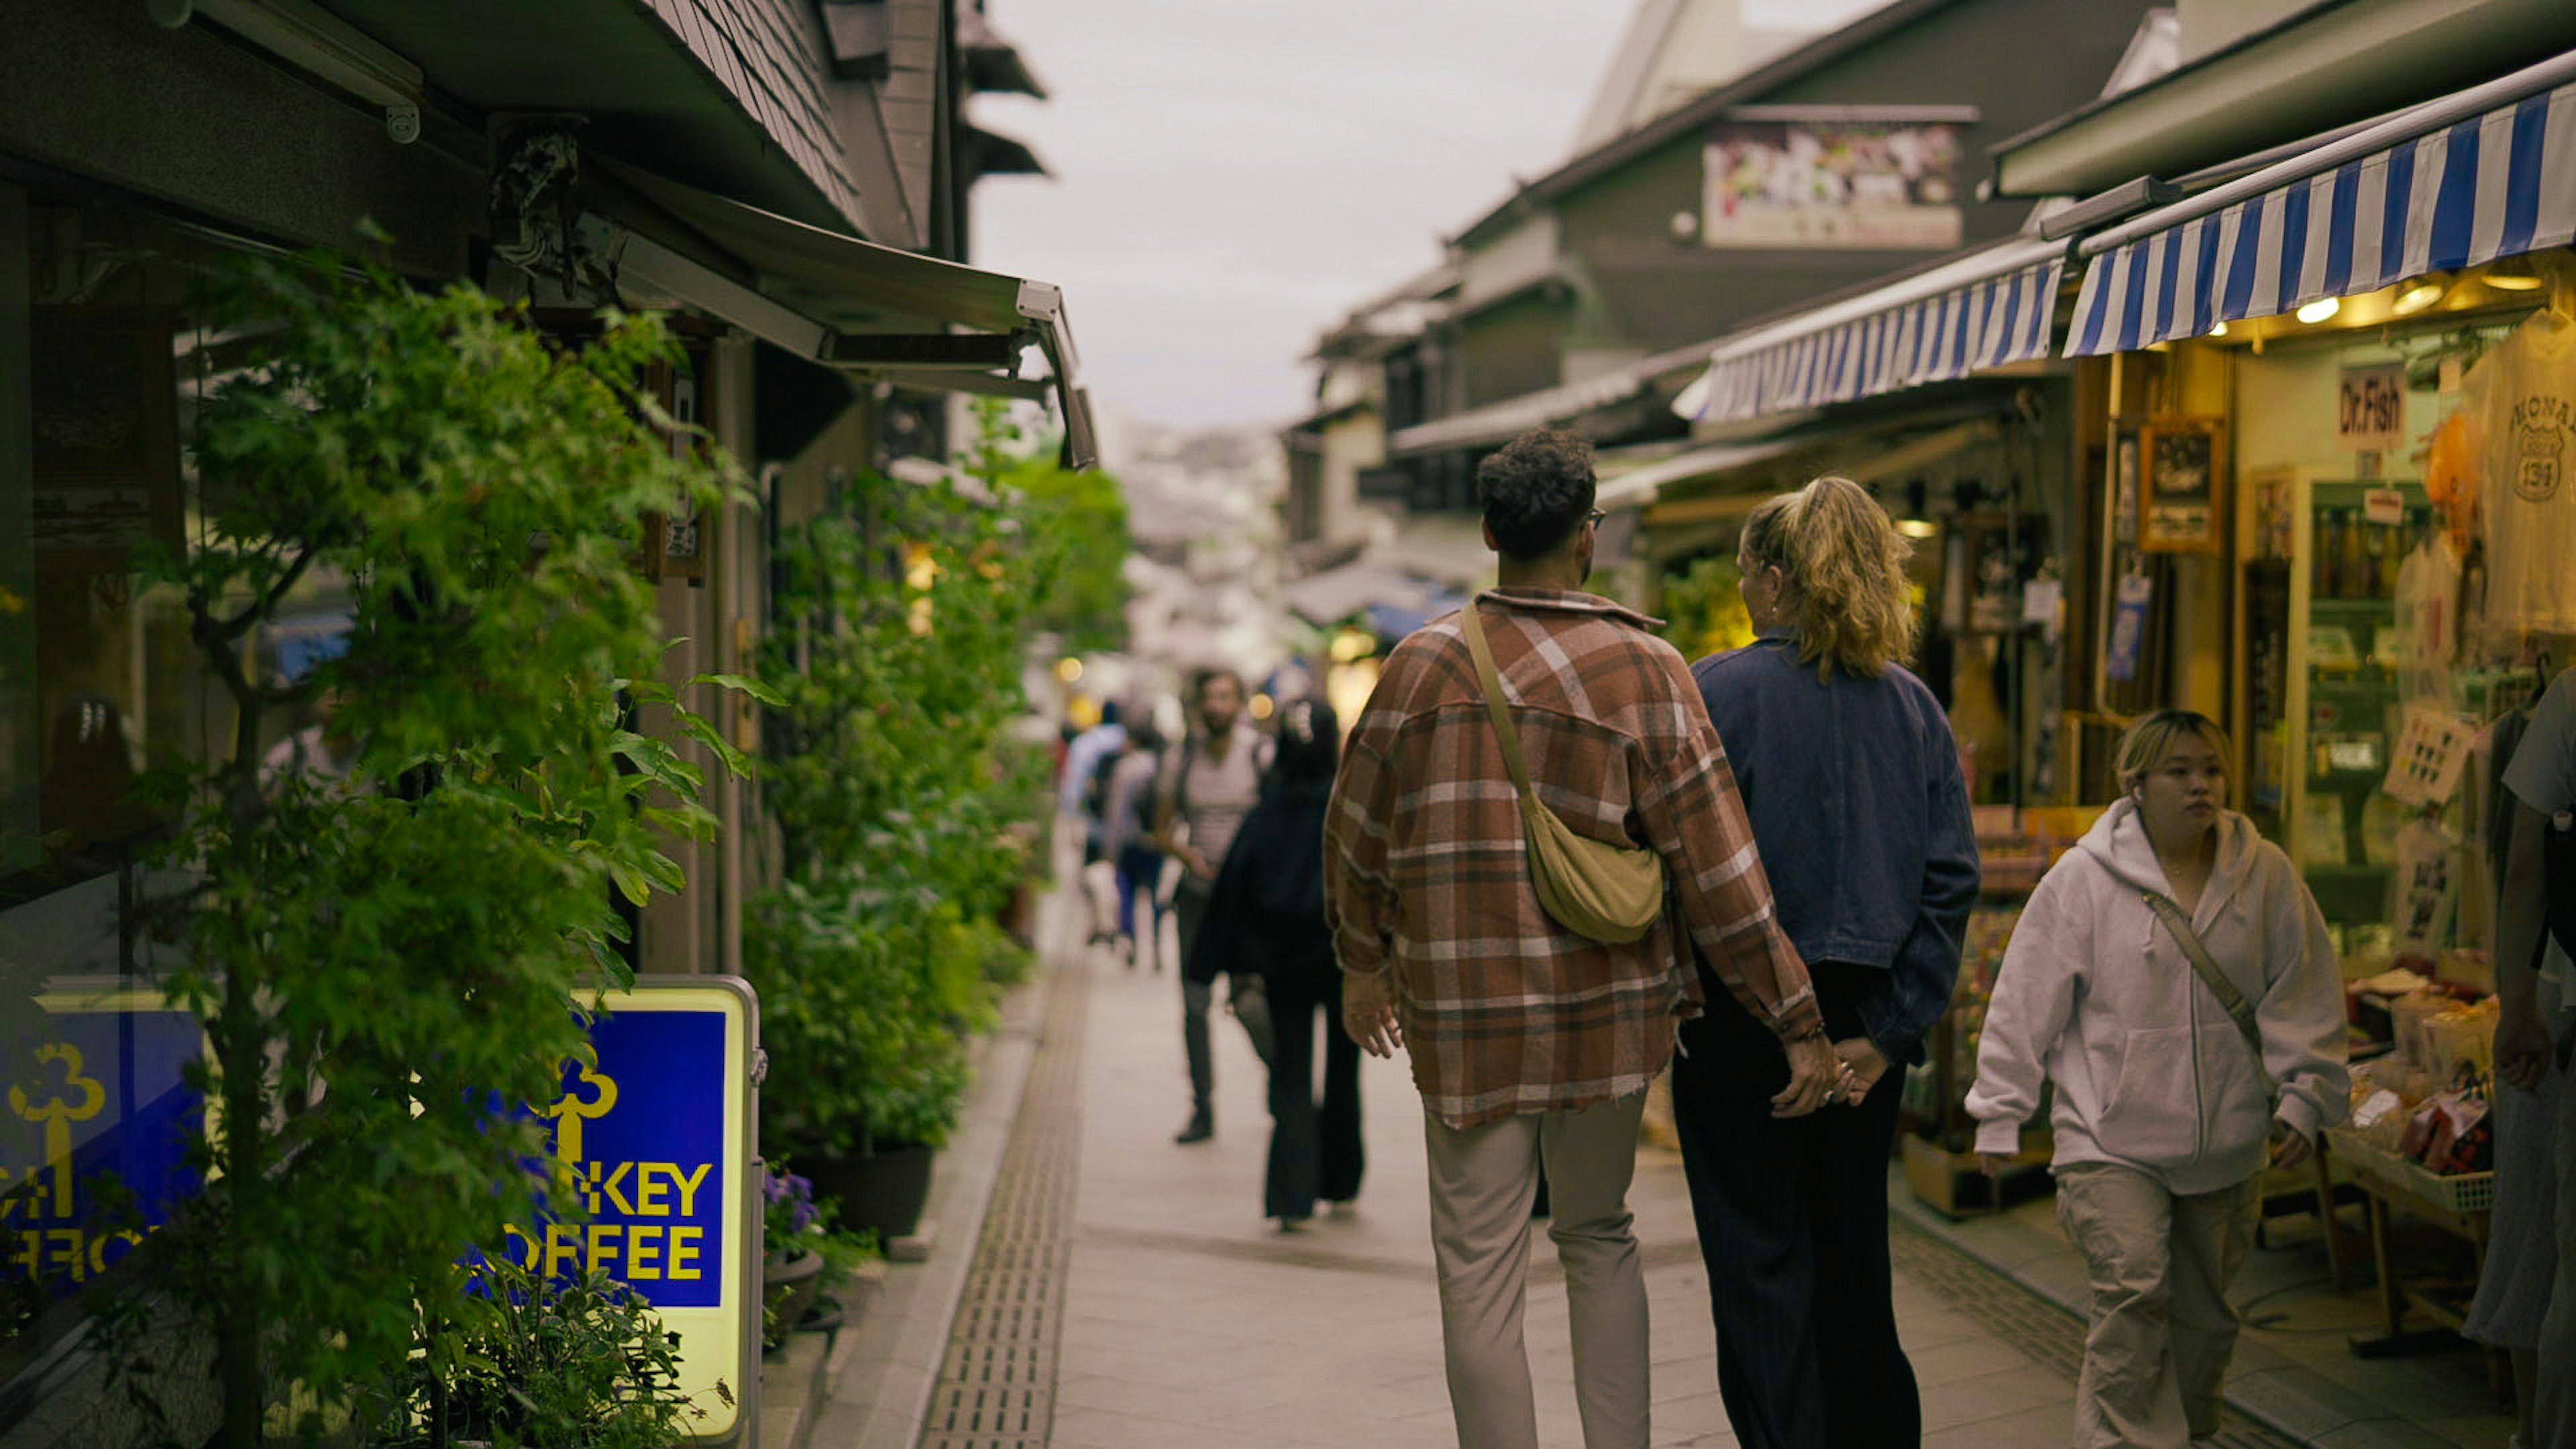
1966, 710, 2348, 1449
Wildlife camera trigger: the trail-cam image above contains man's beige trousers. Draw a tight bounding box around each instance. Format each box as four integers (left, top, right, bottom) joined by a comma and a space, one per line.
2055, 1161, 2260, 1448
1423, 1091, 1650, 1449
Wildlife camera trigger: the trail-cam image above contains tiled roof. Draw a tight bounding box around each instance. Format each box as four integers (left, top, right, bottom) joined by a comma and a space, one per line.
641, 0, 867, 231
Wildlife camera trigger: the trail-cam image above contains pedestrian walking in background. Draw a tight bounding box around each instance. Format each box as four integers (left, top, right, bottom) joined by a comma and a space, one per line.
1101, 714, 1169, 971
1966, 709, 2349, 1449
1062, 700, 1126, 945
1680, 475, 1980, 1449
1157, 667, 1274, 1144
2491, 667, 2576, 1449
1325, 427, 1838, 1449
1187, 696, 1363, 1230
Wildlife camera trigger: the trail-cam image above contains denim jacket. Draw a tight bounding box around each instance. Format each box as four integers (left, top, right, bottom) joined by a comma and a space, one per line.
1690, 631, 1980, 1065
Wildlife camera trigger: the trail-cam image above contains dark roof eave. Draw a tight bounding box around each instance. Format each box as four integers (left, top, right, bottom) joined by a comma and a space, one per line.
1452, 0, 1972, 249
1982, 0, 2357, 174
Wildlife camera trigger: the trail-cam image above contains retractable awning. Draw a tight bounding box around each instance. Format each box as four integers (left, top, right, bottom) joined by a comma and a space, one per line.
1677, 236, 2065, 425
1385, 368, 1647, 457
2065, 48, 2576, 357
1593, 437, 1804, 513
588, 160, 1097, 468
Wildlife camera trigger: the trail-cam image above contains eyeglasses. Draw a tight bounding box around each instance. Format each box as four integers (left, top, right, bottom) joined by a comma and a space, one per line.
1586, 508, 1607, 527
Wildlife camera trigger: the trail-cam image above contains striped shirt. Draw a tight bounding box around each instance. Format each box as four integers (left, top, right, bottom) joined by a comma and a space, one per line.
1325, 588, 1820, 1128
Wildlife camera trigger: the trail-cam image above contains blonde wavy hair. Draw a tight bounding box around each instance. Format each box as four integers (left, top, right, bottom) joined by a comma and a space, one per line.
1739, 476, 1917, 681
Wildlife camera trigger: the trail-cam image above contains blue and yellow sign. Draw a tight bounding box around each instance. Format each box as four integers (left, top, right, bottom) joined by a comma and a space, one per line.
500, 978, 759, 1444
3, 988, 204, 1296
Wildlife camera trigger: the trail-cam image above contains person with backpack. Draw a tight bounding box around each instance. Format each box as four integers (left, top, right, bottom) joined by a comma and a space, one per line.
1187, 697, 1361, 1229
1099, 714, 1169, 971
2495, 666, 2576, 1448
1157, 667, 1275, 1144
1965, 709, 2349, 1449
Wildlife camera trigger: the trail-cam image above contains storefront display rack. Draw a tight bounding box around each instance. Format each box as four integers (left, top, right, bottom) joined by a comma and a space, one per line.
2266, 475, 2436, 930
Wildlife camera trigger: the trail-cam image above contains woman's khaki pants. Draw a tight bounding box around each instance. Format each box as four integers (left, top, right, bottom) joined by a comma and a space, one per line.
1424, 1091, 1650, 1449
2055, 1162, 2259, 1448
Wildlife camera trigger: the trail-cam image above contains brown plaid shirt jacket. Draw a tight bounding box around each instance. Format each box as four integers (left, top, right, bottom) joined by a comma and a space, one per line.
1324, 587, 1821, 1128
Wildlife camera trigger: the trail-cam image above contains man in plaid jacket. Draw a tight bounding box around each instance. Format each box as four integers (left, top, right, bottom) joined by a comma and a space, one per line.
1326, 427, 1839, 1449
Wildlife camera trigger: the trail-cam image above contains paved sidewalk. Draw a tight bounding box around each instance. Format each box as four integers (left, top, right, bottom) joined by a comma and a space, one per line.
1900, 1169, 2519, 1448
1053, 941, 2091, 1449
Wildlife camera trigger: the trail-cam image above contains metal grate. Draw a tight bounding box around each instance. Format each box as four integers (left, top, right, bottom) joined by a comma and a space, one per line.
1890, 1218, 2303, 1449
916, 953, 1091, 1449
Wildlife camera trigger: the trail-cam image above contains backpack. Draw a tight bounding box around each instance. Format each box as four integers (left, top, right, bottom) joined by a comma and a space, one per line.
1083, 746, 1124, 822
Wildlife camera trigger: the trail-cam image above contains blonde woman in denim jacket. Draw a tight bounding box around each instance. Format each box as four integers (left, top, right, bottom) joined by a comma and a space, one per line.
1682, 476, 1981, 1449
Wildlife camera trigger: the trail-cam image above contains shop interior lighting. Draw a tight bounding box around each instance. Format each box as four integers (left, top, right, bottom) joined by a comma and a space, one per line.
2296, 297, 2343, 325
2484, 256, 2547, 290
1053, 656, 1084, 684
1248, 692, 1277, 722
2392, 275, 2449, 316
1894, 518, 1941, 539
2207, 321, 2229, 337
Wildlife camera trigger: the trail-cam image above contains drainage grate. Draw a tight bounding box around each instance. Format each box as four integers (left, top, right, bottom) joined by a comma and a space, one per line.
916, 952, 1091, 1449
1890, 1218, 2303, 1449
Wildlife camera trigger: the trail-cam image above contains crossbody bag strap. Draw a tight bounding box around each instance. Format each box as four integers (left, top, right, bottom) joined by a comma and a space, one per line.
2143, 890, 2276, 1096
1458, 594, 1538, 798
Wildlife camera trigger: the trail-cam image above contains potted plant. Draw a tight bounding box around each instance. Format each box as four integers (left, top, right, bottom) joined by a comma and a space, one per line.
364, 1258, 701, 1448
749, 883, 976, 1238
761, 1161, 827, 1350
747, 447, 1057, 1239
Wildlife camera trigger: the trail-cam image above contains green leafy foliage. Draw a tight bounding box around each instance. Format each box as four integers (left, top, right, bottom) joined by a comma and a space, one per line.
363, 1259, 702, 1449
750, 417, 1061, 1158
123, 253, 745, 1443
967, 401, 1131, 655
1658, 553, 1756, 664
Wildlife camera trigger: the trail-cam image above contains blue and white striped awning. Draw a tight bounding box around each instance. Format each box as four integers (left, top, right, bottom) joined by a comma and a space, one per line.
1679, 237, 2066, 425
2067, 49, 2576, 357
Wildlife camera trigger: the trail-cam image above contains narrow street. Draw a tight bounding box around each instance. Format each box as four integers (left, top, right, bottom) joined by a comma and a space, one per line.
911, 877, 2302, 1449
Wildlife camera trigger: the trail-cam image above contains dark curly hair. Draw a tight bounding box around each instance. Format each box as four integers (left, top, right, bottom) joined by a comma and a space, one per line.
1477, 427, 1596, 561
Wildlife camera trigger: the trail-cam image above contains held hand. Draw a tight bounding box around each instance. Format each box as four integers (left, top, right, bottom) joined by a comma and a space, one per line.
1341, 973, 1403, 1059
1978, 1152, 2017, 1179
2498, 999, 2553, 1092
1771, 1034, 1840, 1118
1833, 1037, 1892, 1107
1182, 848, 1216, 881
2269, 1124, 2316, 1171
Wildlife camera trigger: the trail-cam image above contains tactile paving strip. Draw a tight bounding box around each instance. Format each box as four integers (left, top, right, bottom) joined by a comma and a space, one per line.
1890, 1217, 2303, 1448
916, 954, 1090, 1449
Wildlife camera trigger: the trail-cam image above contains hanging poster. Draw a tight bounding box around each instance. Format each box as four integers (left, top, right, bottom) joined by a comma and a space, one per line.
2337, 363, 2407, 455
2106, 572, 2153, 682
2139, 416, 2228, 553
1701, 122, 1963, 250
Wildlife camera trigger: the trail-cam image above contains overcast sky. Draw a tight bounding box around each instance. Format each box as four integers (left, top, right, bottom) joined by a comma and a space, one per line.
970, 0, 1891, 435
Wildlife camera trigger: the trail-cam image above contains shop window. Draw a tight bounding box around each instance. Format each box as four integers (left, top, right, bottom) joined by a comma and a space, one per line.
0, 199, 334, 1388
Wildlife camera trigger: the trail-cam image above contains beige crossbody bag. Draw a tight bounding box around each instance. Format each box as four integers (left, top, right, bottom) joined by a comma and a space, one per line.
1458, 594, 1666, 944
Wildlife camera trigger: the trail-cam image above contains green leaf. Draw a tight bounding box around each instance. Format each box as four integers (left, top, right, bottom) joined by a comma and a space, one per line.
685, 671, 786, 706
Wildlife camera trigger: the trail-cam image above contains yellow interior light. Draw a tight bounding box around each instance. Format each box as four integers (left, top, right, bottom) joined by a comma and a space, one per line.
2207, 321, 2229, 337
1894, 519, 1939, 540
1054, 656, 1084, 684
2485, 256, 2546, 290
1248, 692, 1276, 721
2295, 297, 2341, 325
2392, 277, 2448, 316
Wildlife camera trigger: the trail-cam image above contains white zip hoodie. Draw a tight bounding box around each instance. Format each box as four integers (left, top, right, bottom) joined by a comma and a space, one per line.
1965, 800, 2349, 1195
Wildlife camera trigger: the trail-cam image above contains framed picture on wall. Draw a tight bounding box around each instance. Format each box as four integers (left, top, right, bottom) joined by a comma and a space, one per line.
2139, 415, 2228, 553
